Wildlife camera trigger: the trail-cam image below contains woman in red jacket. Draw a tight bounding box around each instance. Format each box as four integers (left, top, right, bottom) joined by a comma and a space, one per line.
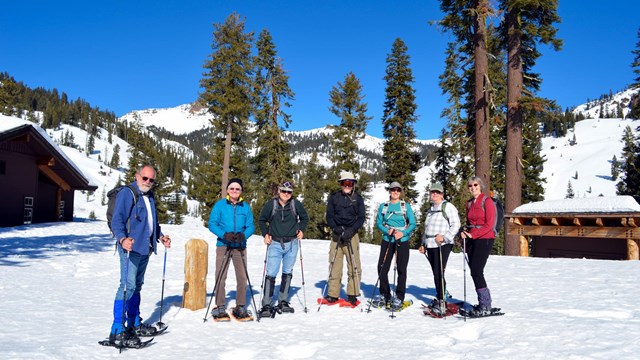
460, 176, 496, 316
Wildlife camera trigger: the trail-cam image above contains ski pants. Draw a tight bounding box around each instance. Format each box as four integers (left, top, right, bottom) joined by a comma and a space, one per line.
465, 238, 494, 290
327, 233, 362, 298
214, 246, 248, 308
426, 244, 453, 300
377, 240, 410, 301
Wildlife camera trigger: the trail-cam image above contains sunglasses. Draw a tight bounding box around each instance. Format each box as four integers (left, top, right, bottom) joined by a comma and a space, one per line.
340, 180, 355, 187
280, 190, 293, 194
389, 188, 401, 193
141, 176, 155, 183
228, 187, 242, 191
468, 183, 479, 188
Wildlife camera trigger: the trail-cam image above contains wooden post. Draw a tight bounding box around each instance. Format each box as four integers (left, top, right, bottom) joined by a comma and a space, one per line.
519, 235, 529, 257
627, 239, 639, 260
183, 239, 208, 310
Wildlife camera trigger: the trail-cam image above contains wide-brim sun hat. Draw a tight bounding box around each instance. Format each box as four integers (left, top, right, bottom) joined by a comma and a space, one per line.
338, 170, 356, 182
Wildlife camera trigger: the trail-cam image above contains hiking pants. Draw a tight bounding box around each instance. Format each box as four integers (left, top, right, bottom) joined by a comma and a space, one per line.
426, 244, 453, 300
377, 240, 410, 301
466, 238, 494, 290
327, 234, 362, 298
214, 246, 248, 307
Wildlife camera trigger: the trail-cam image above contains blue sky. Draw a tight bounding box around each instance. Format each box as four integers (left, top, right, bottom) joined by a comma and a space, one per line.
1, 1, 638, 140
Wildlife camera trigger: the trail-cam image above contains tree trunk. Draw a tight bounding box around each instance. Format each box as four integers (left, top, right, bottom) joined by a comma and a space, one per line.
505, 7, 524, 256
220, 118, 233, 198
474, 0, 491, 194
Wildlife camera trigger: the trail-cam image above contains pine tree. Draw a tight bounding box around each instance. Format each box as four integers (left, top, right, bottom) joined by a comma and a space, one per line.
381, 38, 420, 201
252, 29, 295, 217
565, 180, 575, 199
327, 71, 371, 180
199, 13, 254, 200
632, 27, 640, 88
617, 125, 640, 201
611, 155, 619, 181
299, 152, 329, 239
110, 143, 120, 169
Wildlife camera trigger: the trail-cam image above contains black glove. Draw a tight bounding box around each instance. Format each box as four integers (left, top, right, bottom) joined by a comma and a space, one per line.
222, 232, 235, 245
342, 227, 355, 241
332, 226, 344, 236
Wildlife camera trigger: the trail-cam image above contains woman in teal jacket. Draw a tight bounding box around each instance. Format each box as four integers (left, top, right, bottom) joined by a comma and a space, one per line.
207, 178, 255, 321
373, 181, 416, 309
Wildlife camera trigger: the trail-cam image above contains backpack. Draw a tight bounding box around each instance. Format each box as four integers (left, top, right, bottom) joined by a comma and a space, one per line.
466, 195, 505, 236
427, 201, 449, 225
381, 200, 408, 225
106, 184, 139, 234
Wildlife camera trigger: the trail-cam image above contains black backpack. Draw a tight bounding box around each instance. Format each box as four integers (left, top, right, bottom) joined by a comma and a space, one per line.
106, 185, 139, 234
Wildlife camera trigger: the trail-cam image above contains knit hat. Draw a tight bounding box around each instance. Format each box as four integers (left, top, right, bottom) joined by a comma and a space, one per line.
227, 178, 243, 190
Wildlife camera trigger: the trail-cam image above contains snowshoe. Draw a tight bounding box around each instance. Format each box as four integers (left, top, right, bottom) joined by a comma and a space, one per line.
230, 306, 254, 322
422, 301, 459, 318
387, 299, 413, 312
277, 301, 295, 314
258, 304, 273, 319
459, 305, 504, 318
339, 296, 361, 308
135, 322, 168, 337
211, 306, 230, 322
101, 329, 151, 349
317, 296, 341, 305
368, 295, 389, 309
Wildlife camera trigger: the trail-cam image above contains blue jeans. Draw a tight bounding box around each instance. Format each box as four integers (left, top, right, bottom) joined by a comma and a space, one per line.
112, 247, 150, 332
266, 239, 298, 277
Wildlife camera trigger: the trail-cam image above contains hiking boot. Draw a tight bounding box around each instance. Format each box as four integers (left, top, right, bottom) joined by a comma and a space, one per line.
211, 306, 230, 321
469, 304, 492, 317
278, 301, 294, 313
321, 295, 339, 304
232, 305, 251, 320
135, 322, 159, 337
108, 328, 142, 348
259, 304, 273, 318
370, 295, 387, 308
347, 295, 359, 306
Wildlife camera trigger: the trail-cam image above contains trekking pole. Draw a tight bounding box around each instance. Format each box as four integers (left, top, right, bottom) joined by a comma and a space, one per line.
345, 238, 363, 312
365, 240, 393, 313
258, 243, 270, 314
298, 238, 309, 313
463, 236, 467, 322
156, 247, 167, 329
203, 247, 233, 322
120, 250, 130, 353
389, 240, 399, 319
438, 242, 446, 319
239, 248, 260, 321
318, 240, 341, 312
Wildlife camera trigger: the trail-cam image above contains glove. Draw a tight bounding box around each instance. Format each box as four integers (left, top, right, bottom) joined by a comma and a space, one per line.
222, 232, 235, 245
234, 232, 246, 243
332, 226, 344, 236
342, 227, 355, 241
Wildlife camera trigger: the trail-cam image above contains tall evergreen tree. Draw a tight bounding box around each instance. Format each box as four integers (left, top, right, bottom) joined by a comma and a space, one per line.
252, 29, 295, 218
327, 71, 371, 180
199, 13, 254, 200
632, 27, 640, 87
617, 125, 640, 201
381, 38, 420, 201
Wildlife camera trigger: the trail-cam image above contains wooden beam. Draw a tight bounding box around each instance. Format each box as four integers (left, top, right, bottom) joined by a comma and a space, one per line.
512, 217, 523, 226
551, 217, 560, 226
573, 218, 582, 226
532, 217, 542, 226
595, 217, 603, 227
629, 218, 638, 228
507, 225, 640, 239
37, 164, 70, 191
37, 157, 55, 166
519, 236, 529, 257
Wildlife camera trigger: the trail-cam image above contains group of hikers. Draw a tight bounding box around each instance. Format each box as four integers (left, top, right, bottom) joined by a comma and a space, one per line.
105, 165, 499, 348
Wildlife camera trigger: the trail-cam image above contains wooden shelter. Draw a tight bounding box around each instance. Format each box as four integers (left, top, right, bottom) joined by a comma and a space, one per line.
506, 207, 640, 260
0, 121, 97, 227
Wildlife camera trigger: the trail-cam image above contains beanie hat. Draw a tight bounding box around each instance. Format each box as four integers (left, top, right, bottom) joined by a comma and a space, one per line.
227, 178, 243, 190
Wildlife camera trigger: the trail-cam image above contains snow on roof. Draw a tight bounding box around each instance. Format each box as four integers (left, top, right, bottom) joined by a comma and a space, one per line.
0, 114, 98, 188
512, 195, 640, 214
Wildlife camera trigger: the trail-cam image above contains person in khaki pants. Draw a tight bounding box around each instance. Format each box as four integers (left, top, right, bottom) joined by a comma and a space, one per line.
321, 171, 366, 307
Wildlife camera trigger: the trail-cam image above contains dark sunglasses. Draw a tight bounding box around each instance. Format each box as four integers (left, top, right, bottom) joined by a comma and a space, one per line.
389, 187, 401, 192
468, 183, 479, 188
280, 190, 293, 194
141, 176, 155, 183
340, 180, 355, 187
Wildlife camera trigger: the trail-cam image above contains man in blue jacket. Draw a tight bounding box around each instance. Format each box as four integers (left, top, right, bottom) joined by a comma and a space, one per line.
208, 178, 255, 321
108, 165, 171, 347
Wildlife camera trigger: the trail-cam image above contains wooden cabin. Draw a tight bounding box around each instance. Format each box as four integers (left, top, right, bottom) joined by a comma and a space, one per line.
0, 119, 97, 227
505, 197, 640, 261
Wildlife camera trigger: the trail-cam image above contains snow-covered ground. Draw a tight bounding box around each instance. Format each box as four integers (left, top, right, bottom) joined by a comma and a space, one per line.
1, 217, 639, 359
